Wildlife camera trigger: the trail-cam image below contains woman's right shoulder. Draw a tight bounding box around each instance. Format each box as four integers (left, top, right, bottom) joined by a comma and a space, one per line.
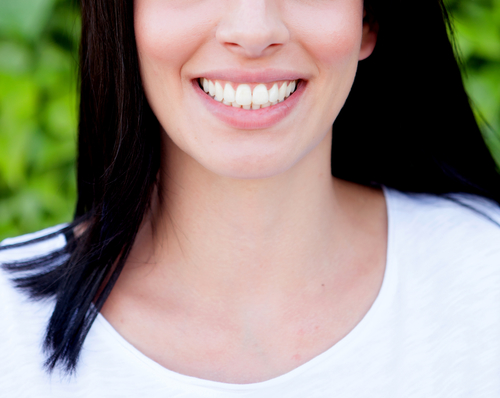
0, 224, 69, 318
0, 224, 69, 263
0, 225, 69, 339
0, 226, 68, 394
0, 224, 68, 309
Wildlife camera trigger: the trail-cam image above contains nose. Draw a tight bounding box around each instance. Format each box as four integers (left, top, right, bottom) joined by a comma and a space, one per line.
216, 0, 289, 59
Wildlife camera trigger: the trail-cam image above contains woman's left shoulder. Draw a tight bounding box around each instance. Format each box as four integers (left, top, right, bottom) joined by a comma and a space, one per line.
386, 187, 500, 237
385, 188, 500, 279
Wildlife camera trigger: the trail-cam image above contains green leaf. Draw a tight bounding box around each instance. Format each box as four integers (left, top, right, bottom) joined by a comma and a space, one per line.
0, 0, 57, 41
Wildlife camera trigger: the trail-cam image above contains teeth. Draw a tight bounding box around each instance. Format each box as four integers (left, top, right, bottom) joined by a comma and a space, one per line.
252, 84, 269, 105
223, 83, 235, 103
214, 82, 224, 102
278, 82, 287, 102
269, 83, 279, 103
200, 78, 298, 109
208, 80, 215, 96
235, 84, 252, 106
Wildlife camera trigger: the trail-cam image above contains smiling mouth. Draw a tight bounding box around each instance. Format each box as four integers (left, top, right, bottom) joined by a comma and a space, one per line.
198, 78, 299, 110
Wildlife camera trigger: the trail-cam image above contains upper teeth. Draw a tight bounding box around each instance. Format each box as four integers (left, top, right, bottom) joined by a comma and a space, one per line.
200, 79, 298, 109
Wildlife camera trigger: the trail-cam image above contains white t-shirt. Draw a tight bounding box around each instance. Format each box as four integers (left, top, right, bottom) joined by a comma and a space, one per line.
1, 188, 500, 397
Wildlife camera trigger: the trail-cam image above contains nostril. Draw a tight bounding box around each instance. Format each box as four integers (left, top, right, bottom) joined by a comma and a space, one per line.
225, 43, 240, 49
215, 8, 290, 59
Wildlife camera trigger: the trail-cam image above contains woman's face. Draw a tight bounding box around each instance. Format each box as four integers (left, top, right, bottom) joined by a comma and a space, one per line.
134, 0, 376, 179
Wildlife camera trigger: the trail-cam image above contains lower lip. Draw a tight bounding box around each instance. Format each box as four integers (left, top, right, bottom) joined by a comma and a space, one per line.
193, 80, 306, 130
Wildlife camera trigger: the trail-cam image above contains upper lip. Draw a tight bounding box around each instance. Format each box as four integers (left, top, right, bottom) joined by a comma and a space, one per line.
193, 68, 309, 84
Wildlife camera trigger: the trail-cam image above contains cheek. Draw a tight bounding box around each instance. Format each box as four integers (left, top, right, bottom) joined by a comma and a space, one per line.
134, 0, 222, 139
284, 1, 364, 70
134, 0, 217, 67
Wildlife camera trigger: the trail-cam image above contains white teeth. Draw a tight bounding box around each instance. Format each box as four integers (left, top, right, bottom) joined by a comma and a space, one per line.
235, 84, 252, 106
269, 83, 279, 103
215, 82, 224, 101
200, 79, 298, 109
223, 83, 235, 103
252, 84, 269, 105
208, 80, 215, 96
278, 82, 287, 102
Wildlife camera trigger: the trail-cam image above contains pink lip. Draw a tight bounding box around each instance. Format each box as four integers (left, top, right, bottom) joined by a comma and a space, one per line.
197, 68, 307, 84
193, 79, 306, 130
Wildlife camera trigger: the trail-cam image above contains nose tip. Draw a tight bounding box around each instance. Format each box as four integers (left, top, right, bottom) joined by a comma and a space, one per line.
216, 0, 289, 59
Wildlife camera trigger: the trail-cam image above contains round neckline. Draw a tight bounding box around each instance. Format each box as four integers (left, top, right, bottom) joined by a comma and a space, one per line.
94, 186, 398, 391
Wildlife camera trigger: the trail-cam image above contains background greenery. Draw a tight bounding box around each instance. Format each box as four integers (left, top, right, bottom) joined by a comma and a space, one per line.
0, 0, 79, 240
0, 0, 499, 241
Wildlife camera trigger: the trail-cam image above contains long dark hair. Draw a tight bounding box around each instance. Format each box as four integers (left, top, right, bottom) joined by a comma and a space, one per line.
2, 0, 500, 374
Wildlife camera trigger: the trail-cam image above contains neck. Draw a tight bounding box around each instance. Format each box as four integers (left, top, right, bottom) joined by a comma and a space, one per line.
124, 131, 384, 305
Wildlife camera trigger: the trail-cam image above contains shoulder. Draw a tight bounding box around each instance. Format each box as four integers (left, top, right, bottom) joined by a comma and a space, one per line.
384, 188, 500, 301
386, 187, 500, 250
0, 224, 68, 316
0, 226, 69, 395
0, 224, 68, 263
0, 226, 72, 394
386, 187, 500, 222
0, 224, 68, 319
0, 225, 68, 308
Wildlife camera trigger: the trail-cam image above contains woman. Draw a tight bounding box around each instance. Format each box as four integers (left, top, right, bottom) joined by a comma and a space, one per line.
1, 0, 500, 396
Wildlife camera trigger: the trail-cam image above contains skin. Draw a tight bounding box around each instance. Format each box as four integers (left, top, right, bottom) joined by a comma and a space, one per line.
101, 0, 385, 384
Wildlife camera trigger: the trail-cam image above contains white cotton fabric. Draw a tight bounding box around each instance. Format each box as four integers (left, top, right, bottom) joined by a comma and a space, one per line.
1, 188, 500, 397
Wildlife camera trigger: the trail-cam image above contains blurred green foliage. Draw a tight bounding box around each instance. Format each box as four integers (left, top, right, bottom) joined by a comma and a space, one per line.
447, 0, 500, 165
0, 0, 79, 240
0, 0, 499, 240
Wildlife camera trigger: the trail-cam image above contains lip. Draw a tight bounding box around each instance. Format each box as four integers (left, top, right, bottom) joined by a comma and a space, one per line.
196, 68, 308, 84
192, 76, 306, 130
